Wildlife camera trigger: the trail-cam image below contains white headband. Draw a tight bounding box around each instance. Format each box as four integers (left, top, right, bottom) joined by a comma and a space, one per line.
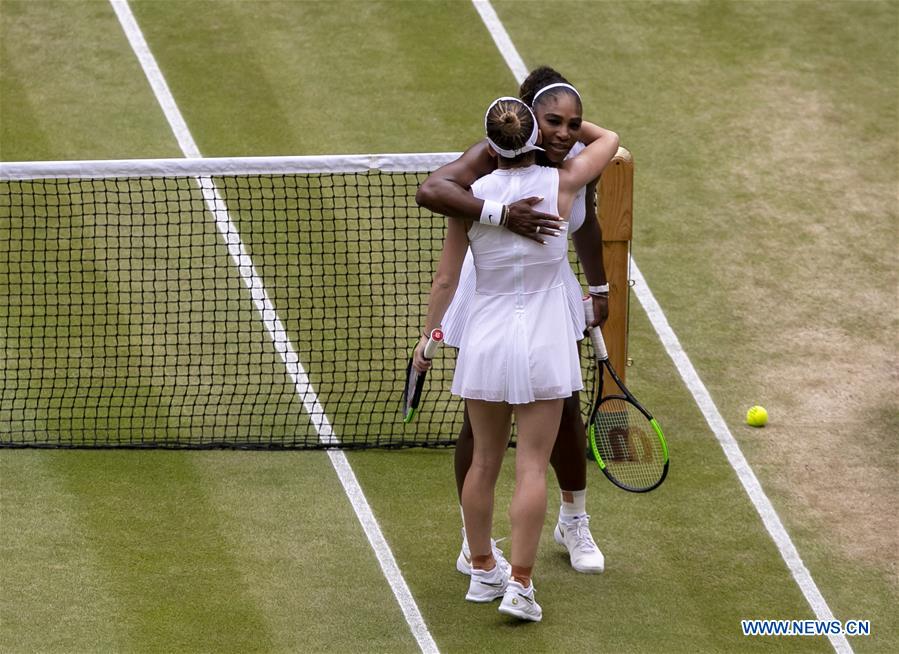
484, 96, 544, 158
532, 82, 581, 105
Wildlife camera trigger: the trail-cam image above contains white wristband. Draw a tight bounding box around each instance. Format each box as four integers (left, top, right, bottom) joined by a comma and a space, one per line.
588, 284, 610, 295
479, 199, 504, 226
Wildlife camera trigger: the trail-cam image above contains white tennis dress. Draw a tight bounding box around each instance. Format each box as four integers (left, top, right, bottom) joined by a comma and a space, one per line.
450, 165, 583, 404
442, 142, 588, 348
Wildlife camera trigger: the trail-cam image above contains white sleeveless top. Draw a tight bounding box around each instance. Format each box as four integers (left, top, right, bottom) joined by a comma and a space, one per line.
450, 165, 583, 403
442, 142, 589, 349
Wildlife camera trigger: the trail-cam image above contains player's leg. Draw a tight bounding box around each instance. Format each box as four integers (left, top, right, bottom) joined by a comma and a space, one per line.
549, 394, 586, 491
454, 404, 473, 500
550, 393, 605, 573
508, 399, 562, 579
499, 398, 562, 621
462, 399, 513, 602
455, 404, 509, 576
462, 399, 510, 562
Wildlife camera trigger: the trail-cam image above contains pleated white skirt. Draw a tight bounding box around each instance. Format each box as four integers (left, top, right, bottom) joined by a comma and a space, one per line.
450, 282, 583, 404
442, 249, 585, 349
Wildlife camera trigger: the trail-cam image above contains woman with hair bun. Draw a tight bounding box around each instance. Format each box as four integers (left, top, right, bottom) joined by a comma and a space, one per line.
413, 96, 618, 621
416, 68, 613, 581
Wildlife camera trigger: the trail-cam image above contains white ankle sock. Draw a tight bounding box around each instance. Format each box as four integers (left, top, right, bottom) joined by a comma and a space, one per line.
560, 489, 587, 521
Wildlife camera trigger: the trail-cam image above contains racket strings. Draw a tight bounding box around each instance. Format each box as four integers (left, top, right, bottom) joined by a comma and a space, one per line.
594, 398, 666, 489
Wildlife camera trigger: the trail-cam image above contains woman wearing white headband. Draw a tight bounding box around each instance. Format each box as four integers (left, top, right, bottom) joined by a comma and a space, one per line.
416, 67, 616, 579
413, 96, 618, 621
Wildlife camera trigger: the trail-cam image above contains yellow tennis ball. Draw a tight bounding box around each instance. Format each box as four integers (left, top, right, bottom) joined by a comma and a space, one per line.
746, 405, 768, 427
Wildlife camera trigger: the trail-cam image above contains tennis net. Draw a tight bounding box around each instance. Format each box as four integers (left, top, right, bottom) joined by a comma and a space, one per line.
0, 154, 595, 449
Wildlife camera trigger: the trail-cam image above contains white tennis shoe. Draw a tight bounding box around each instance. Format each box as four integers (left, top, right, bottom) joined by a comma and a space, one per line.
465, 562, 509, 603
554, 514, 605, 573
456, 529, 511, 577
498, 579, 542, 622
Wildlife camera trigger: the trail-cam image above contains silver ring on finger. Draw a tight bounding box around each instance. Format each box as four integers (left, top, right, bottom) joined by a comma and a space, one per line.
535, 226, 541, 234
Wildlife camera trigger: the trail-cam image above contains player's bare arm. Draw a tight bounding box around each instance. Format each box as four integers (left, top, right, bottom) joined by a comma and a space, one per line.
413, 217, 469, 372
557, 122, 619, 216
572, 179, 609, 328
415, 140, 565, 244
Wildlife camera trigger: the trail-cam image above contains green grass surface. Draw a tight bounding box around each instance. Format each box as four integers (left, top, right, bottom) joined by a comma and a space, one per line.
1, 451, 419, 653
351, 445, 829, 653
128, 0, 511, 156
2, 0, 897, 652
0, 0, 178, 160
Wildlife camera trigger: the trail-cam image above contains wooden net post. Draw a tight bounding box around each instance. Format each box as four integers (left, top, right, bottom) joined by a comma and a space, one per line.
597, 146, 633, 388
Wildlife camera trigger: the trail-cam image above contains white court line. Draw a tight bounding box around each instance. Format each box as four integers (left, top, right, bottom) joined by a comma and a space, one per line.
471, 2, 852, 653
109, 2, 438, 652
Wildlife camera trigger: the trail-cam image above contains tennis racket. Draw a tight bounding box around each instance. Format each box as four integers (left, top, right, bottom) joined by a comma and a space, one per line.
401, 328, 444, 423
583, 297, 669, 492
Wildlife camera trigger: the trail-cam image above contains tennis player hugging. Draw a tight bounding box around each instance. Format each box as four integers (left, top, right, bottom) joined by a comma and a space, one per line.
413, 94, 618, 621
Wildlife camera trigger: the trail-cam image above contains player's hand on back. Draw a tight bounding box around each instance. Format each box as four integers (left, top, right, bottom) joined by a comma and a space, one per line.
505, 197, 566, 243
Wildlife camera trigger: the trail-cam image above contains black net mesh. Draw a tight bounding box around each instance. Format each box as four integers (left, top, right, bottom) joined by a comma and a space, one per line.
0, 169, 595, 448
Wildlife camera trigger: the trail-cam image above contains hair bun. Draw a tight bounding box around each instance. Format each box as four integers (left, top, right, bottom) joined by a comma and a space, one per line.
484, 97, 535, 157
499, 111, 521, 137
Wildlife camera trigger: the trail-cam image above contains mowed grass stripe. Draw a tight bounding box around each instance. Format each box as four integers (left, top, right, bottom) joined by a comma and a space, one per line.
1, 453, 128, 652
190, 451, 421, 653
2, 451, 273, 652
127, 0, 514, 156
0, 0, 178, 160
2, 451, 421, 652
